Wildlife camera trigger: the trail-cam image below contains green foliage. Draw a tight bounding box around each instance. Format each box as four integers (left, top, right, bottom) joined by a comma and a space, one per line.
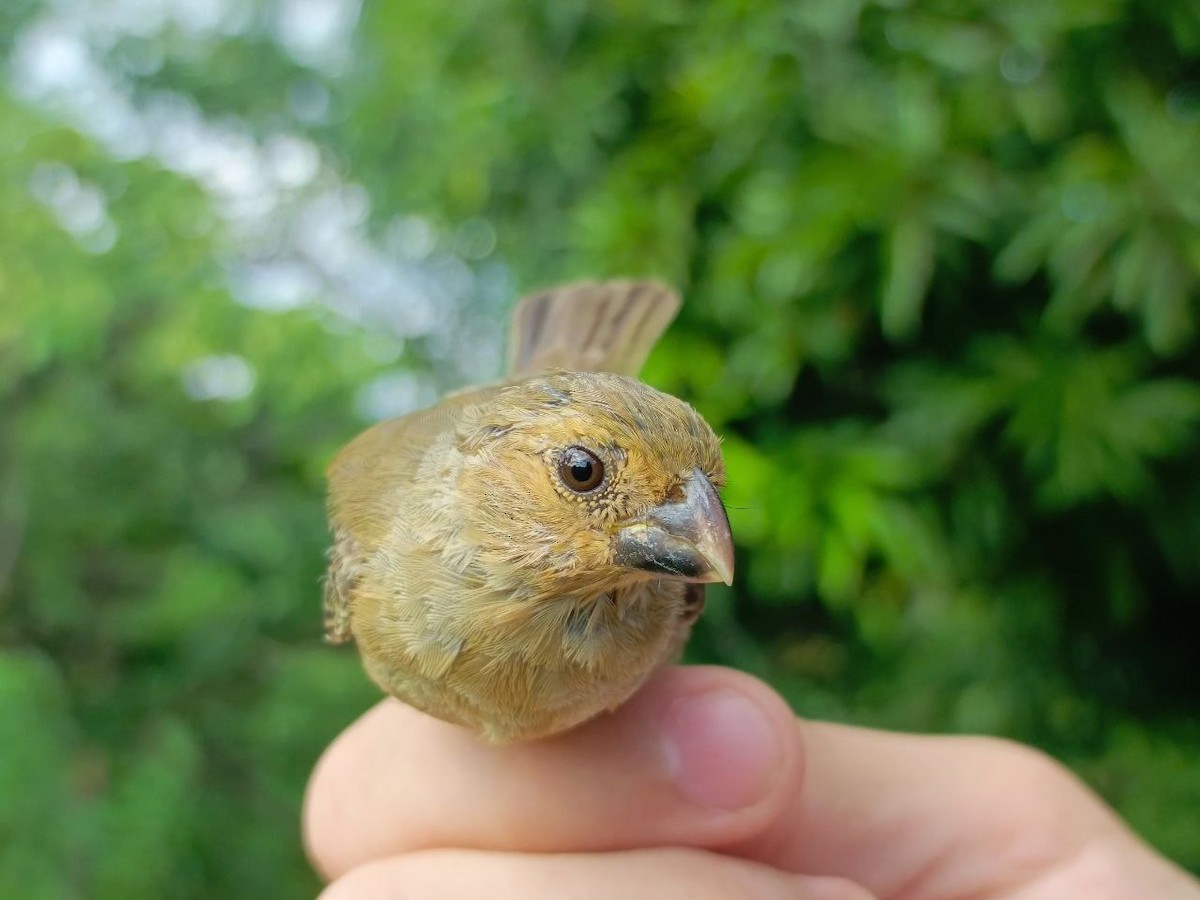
2, 92, 384, 896
3, 0, 1199, 894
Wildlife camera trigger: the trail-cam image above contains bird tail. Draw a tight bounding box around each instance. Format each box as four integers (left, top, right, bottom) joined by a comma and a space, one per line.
507, 280, 681, 377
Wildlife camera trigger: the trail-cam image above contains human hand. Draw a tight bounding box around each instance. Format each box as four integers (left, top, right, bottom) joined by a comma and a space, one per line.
304, 666, 1200, 899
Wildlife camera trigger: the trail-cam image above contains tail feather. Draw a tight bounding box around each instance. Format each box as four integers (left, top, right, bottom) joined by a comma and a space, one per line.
507, 280, 681, 377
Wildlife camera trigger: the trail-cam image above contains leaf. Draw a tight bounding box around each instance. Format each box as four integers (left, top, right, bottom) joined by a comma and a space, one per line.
881, 215, 935, 341
0, 651, 74, 899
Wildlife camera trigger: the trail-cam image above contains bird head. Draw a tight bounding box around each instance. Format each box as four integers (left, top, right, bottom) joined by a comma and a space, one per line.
456, 371, 734, 597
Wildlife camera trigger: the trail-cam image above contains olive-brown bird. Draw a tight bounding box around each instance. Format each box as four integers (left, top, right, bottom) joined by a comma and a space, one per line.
324, 281, 733, 741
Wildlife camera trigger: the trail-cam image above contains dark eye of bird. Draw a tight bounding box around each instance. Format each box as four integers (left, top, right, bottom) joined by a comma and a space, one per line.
558, 446, 605, 493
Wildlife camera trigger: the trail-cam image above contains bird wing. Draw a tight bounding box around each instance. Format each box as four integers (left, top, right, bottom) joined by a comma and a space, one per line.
507, 280, 681, 377
322, 386, 497, 643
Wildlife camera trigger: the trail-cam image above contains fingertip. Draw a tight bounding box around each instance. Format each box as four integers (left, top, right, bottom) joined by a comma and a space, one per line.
304, 700, 411, 880
317, 859, 400, 900
303, 712, 353, 880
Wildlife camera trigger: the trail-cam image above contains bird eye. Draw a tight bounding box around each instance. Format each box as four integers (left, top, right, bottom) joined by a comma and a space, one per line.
558, 446, 605, 493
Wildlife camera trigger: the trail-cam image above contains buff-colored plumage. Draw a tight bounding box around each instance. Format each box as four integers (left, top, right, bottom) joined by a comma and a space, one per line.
324, 281, 732, 741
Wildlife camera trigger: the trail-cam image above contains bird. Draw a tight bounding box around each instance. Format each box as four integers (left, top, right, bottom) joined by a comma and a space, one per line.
323, 280, 734, 741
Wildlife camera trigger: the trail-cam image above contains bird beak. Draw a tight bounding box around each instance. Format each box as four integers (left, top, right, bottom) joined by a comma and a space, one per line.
613, 468, 735, 585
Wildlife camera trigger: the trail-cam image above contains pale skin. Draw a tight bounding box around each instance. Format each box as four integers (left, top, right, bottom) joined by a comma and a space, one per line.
305, 666, 1200, 899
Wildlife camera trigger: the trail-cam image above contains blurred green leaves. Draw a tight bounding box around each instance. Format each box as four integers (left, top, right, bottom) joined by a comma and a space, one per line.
3, 0, 1199, 895
890, 340, 1200, 505
2, 86, 382, 895
0, 651, 73, 899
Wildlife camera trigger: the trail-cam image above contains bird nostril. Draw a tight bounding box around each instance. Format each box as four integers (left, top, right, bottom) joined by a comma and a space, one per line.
663, 481, 687, 504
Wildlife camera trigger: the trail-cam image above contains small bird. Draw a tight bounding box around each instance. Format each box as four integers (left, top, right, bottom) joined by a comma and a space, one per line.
324, 280, 733, 741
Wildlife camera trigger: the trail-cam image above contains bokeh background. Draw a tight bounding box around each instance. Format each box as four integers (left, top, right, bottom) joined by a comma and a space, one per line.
2, 0, 1199, 895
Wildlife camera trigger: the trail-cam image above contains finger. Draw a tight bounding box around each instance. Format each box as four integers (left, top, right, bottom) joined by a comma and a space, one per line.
732, 722, 1136, 898
304, 665, 1140, 898
305, 666, 802, 879
319, 848, 876, 900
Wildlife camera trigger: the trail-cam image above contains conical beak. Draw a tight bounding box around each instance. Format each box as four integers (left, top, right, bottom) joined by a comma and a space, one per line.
613, 468, 735, 585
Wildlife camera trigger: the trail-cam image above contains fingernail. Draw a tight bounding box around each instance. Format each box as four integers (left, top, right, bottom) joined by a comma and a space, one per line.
661, 687, 784, 811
